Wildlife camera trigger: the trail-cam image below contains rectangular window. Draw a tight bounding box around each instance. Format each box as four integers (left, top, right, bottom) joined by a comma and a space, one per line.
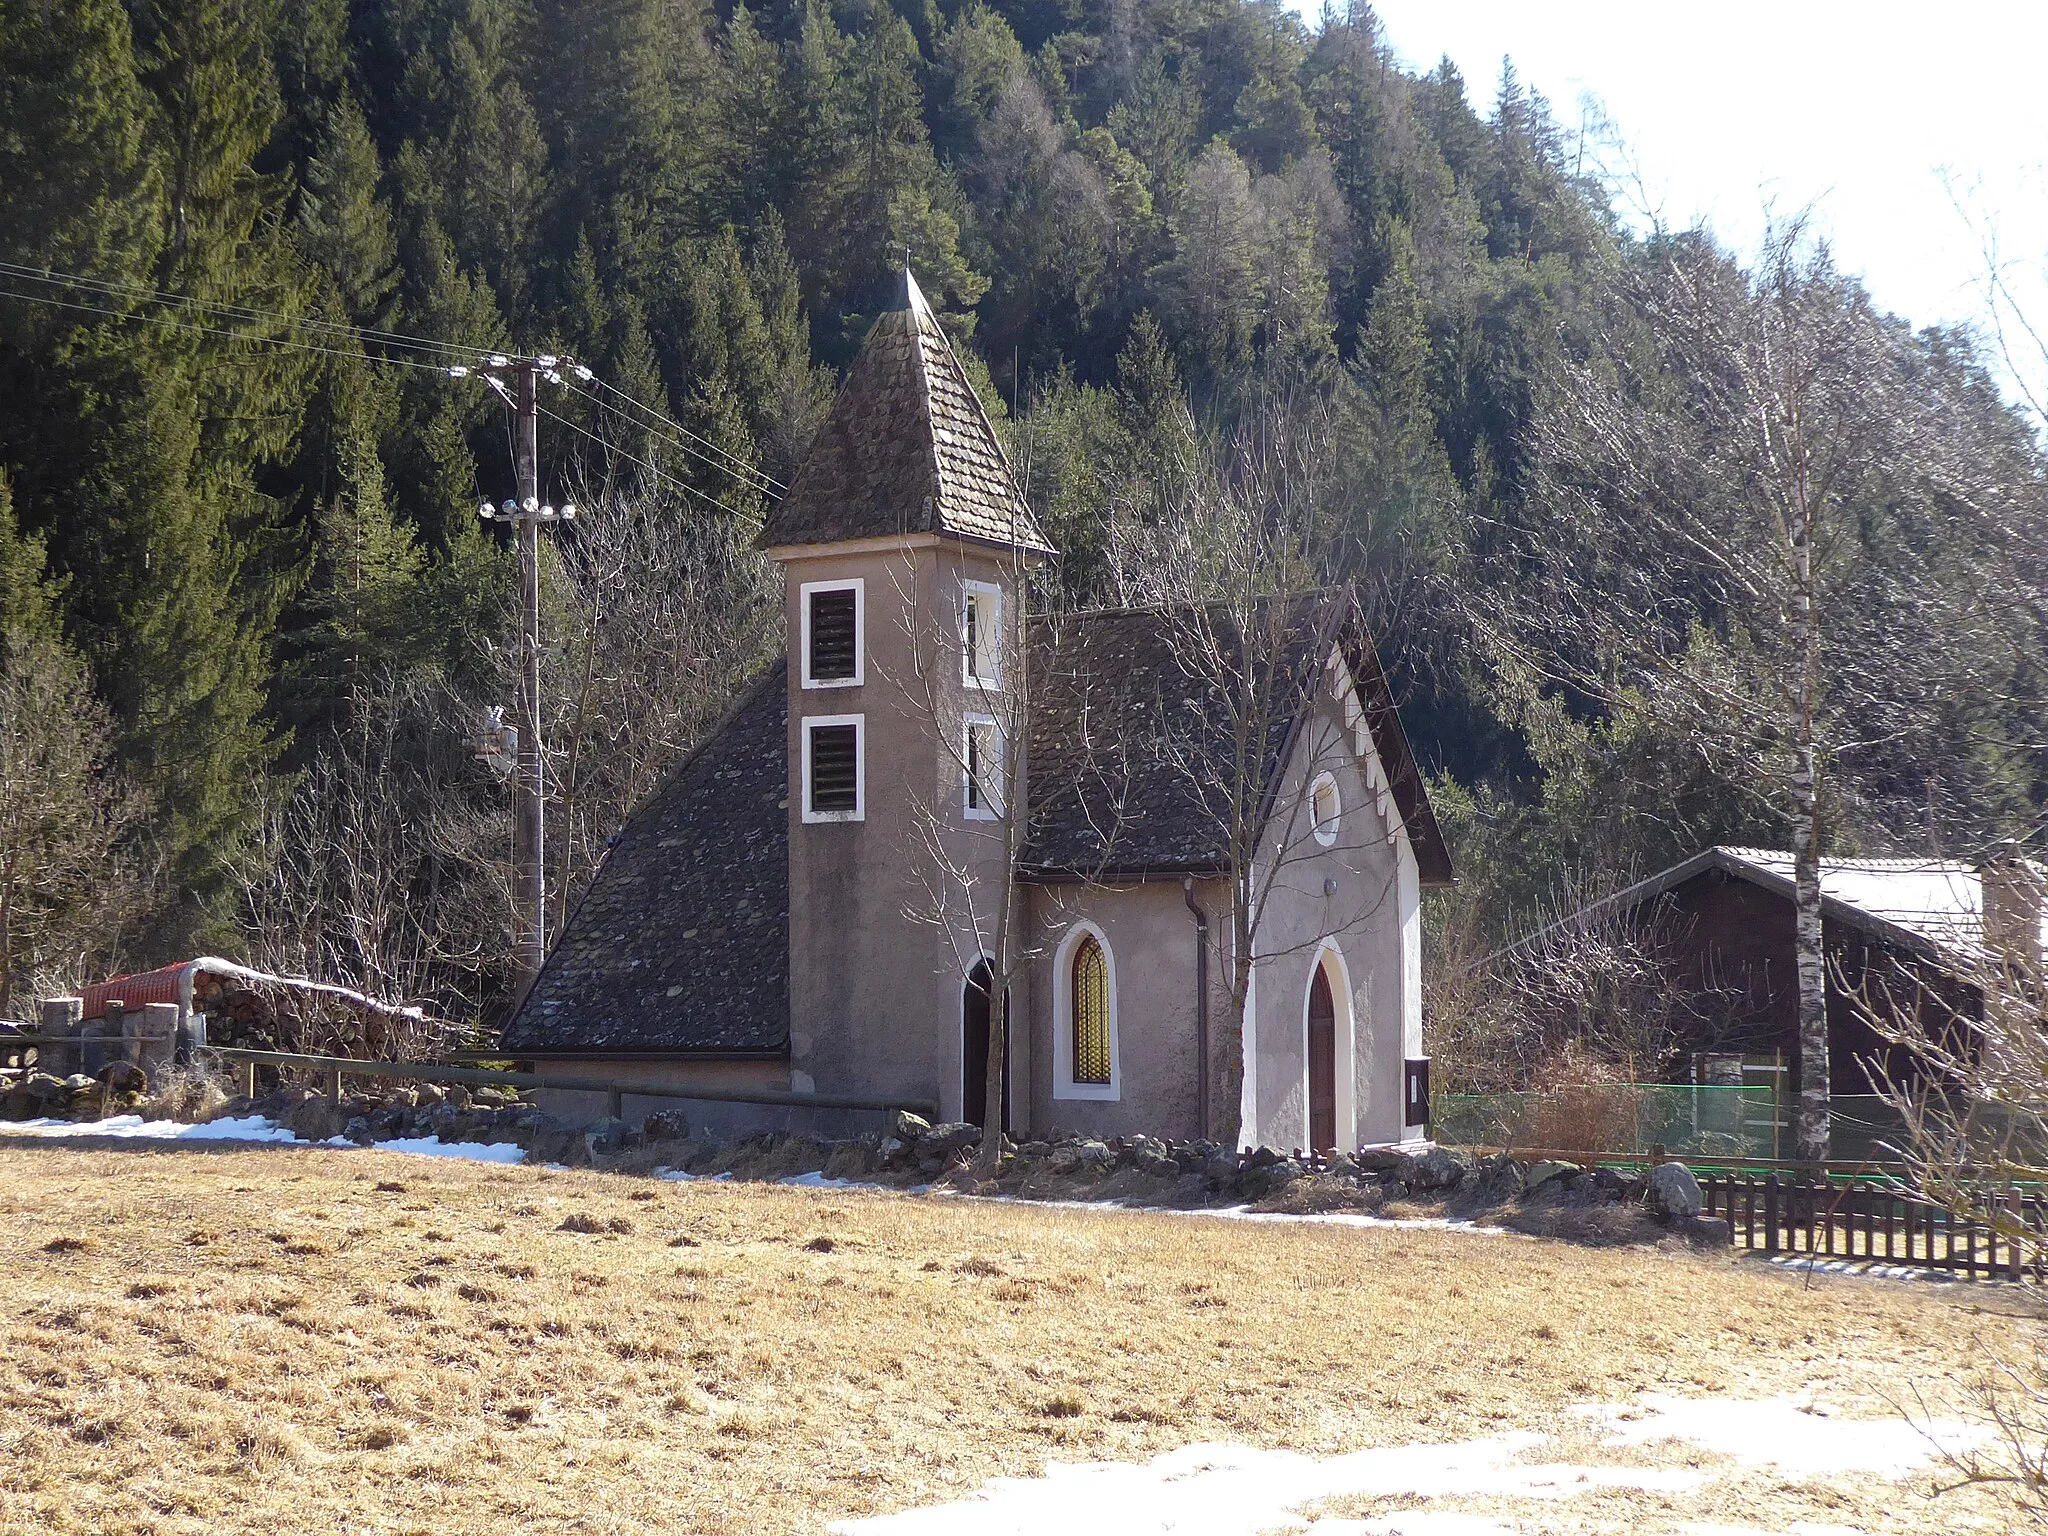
802, 715, 863, 822
802, 580, 862, 688
963, 716, 1002, 819
962, 580, 1001, 689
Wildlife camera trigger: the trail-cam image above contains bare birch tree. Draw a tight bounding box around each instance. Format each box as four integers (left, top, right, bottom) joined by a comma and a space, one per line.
1497, 221, 2020, 1161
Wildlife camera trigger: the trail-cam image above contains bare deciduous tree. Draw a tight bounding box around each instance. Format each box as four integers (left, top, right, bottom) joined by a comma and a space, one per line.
1107, 399, 1407, 1149
1428, 872, 1712, 1095
1497, 219, 2020, 1160
543, 487, 780, 934
891, 543, 1046, 1173
0, 624, 147, 1014
1851, 852, 2048, 1519
238, 672, 505, 1048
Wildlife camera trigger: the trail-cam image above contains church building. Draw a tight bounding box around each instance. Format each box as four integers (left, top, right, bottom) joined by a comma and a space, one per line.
501, 270, 1453, 1152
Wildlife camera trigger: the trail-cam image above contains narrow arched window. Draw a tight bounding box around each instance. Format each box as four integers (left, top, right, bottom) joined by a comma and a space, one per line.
1072, 934, 1112, 1085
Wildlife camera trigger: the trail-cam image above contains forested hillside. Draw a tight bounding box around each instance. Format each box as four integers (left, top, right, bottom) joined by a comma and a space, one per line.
3, 0, 2043, 1034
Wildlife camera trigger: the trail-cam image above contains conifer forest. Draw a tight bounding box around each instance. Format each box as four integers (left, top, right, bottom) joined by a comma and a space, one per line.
3, 0, 2045, 1049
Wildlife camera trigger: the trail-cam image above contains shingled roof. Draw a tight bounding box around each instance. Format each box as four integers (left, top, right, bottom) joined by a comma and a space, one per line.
499, 663, 790, 1056
757, 268, 1053, 554
1020, 591, 1453, 885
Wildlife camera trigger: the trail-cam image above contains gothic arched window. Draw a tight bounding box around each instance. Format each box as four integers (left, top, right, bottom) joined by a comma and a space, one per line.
1071, 934, 1112, 1085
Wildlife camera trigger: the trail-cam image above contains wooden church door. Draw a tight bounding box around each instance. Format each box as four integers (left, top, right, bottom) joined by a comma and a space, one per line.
963, 962, 1011, 1131
1308, 964, 1337, 1153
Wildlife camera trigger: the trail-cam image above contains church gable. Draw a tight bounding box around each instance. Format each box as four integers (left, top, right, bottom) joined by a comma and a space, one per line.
1020, 593, 1451, 885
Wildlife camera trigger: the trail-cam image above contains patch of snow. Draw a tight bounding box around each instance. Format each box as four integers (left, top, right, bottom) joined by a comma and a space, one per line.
3, 1113, 303, 1143
833, 1391, 1997, 1536
1198, 1205, 1515, 1237
829, 1431, 1702, 1536
1763, 1254, 1961, 1285
347, 1135, 528, 1165
658, 1167, 733, 1182
1319, 1517, 1520, 1536
1582, 1394, 1986, 1480
6, 1113, 530, 1165
781, 1170, 860, 1188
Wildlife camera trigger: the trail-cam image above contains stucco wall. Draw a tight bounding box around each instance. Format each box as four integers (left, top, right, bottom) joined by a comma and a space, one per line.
1021, 878, 1230, 1140
519, 1056, 911, 1140
780, 538, 1030, 1129
1242, 659, 1421, 1152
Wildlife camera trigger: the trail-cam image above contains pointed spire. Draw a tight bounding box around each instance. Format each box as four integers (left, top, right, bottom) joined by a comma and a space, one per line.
896, 263, 931, 318
759, 267, 1054, 556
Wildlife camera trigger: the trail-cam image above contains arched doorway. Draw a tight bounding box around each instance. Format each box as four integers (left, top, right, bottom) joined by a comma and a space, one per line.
962, 961, 1012, 1131
1307, 962, 1337, 1153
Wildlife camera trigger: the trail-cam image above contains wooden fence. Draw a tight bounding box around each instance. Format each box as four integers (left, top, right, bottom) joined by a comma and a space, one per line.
1699, 1172, 2044, 1281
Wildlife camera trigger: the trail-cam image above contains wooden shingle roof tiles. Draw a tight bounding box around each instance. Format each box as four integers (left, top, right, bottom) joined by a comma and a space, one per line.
499, 662, 790, 1057
757, 268, 1052, 555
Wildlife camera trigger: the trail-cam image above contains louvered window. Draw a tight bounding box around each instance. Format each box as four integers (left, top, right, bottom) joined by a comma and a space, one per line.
804, 717, 862, 820
802, 581, 862, 687
1071, 935, 1112, 1085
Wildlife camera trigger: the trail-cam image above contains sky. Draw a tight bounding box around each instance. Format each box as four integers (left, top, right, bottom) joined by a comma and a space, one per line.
1345, 2, 2048, 395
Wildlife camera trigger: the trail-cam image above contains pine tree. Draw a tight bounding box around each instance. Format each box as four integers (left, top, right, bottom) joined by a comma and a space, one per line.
391, 217, 510, 553
297, 95, 399, 326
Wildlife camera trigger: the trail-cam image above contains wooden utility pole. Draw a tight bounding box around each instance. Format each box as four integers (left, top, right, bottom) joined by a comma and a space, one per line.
466, 353, 580, 986
513, 361, 545, 983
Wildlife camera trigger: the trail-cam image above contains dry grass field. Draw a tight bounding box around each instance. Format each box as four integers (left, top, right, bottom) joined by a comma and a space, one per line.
0, 1139, 2037, 1535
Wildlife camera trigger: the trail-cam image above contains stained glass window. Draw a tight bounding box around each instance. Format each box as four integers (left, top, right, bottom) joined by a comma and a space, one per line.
1071, 934, 1111, 1085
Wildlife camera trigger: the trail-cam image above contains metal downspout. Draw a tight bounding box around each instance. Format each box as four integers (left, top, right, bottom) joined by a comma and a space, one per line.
1183, 878, 1210, 1142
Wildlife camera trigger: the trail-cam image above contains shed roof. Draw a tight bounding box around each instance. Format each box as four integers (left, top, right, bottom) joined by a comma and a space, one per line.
498, 663, 790, 1057
757, 269, 1052, 555
1497, 845, 2038, 969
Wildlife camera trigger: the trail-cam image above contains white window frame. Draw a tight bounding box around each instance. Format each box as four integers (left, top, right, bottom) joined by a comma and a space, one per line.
962, 714, 1003, 820
800, 578, 864, 689
1309, 770, 1342, 848
800, 713, 865, 823
961, 579, 1002, 691
1052, 919, 1120, 1100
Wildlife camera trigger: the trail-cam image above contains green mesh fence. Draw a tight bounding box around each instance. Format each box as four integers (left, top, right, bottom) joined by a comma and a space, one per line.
1430, 1085, 1900, 1162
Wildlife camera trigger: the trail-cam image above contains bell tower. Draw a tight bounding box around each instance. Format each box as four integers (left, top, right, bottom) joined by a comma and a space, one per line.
758, 269, 1053, 1121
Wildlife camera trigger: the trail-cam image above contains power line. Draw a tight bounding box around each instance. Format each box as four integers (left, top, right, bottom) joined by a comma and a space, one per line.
565, 383, 785, 502
535, 401, 765, 526
6, 260, 792, 505
0, 259, 491, 366
570, 377, 785, 495
3, 263, 783, 520
571, 374, 786, 494
0, 281, 458, 372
